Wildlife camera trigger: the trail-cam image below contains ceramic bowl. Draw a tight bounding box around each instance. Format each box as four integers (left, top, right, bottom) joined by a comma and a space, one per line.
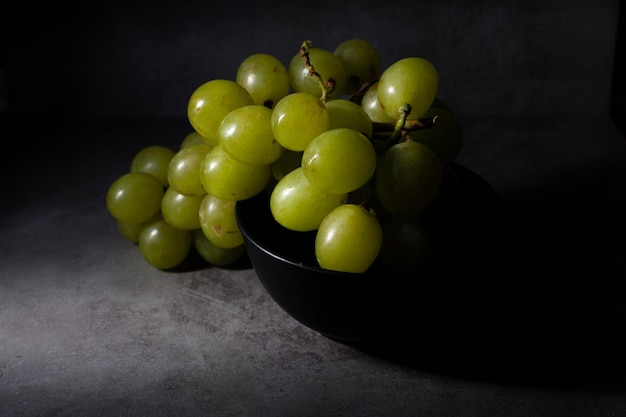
236, 163, 502, 343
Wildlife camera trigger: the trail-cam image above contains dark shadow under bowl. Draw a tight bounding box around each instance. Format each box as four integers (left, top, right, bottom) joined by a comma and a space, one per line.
236, 163, 502, 343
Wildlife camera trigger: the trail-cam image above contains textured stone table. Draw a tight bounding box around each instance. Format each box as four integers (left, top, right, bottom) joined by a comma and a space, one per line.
1, 115, 625, 416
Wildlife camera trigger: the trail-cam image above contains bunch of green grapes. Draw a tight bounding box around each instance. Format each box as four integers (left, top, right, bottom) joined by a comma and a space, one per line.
106, 52, 292, 270
106, 37, 465, 274
106, 137, 247, 270
267, 39, 464, 274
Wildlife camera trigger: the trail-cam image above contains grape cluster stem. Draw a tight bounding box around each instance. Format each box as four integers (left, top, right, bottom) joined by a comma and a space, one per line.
299, 40, 335, 102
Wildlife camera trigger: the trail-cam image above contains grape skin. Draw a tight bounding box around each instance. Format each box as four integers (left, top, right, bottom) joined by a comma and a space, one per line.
139, 217, 192, 270
408, 107, 464, 165
167, 143, 211, 197
301, 128, 377, 195
333, 38, 381, 94
130, 145, 175, 188
106, 172, 165, 225
192, 229, 245, 266
377, 57, 439, 120
271, 92, 330, 152
187, 79, 254, 147
315, 204, 383, 273
236, 53, 290, 108
161, 186, 204, 231
375, 140, 443, 219
325, 99, 374, 138
218, 104, 284, 166
360, 81, 396, 124
198, 193, 243, 249
270, 167, 348, 232
200, 144, 271, 202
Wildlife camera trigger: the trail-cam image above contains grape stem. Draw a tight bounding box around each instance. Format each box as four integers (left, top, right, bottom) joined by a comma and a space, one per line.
348, 80, 376, 104
381, 103, 412, 149
299, 40, 335, 102
372, 114, 438, 152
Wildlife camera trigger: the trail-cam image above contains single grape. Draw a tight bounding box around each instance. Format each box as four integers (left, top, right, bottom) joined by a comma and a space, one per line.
161, 186, 204, 231
315, 204, 383, 273
130, 145, 176, 188
187, 79, 254, 147
377, 57, 439, 120
167, 143, 211, 196
106, 172, 164, 224
271, 92, 330, 152
236, 53, 290, 108
333, 38, 381, 94
192, 229, 245, 267
407, 107, 464, 164
270, 167, 348, 232
180, 131, 207, 149
198, 193, 243, 249
271, 149, 303, 182
360, 81, 396, 124
302, 128, 377, 195
138, 217, 192, 270
374, 140, 442, 219
325, 99, 373, 138
378, 215, 442, 273
218, 104, 284, 166
288, 47, 346, 100
200, 144, 271, 201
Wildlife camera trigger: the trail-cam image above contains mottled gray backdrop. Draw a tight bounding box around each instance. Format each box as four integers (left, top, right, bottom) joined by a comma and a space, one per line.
1, 0, 621, 120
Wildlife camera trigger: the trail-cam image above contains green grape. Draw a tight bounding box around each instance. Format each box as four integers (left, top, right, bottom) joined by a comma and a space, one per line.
116, 213, 161, 243
271, 149, 303, 182
302, 128, 377, 194
378, 215, 442, 273
333, 38, 381, 94
218, 104, 284, 166
187, 79, 254, 147
270, 167, 348, 232
106, 172, 164, 224
236, 53, 290, 108
161, 186, 204, 231
198, 193, 243, 249
138, 217, 192, 270
180, 131, 207, 149
315, 204, 383, 273
192, 229, 245, 267
375, 140, 442, 219
167, 143, 211, 196
271, 92, 330, 151
288, 47, 346, 100
200, 144, 271, 201
325, 99, 373, 138
360, 81, 396, 124
407, 107, 464, 164
130, 145, 176, 188
377, 57, 439, 120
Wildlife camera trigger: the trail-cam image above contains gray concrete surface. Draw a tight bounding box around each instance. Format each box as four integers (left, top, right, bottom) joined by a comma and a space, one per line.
1, 116, 625, 416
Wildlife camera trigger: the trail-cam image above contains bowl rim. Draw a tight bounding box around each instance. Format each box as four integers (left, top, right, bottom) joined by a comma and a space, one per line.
236, 196, 370, 278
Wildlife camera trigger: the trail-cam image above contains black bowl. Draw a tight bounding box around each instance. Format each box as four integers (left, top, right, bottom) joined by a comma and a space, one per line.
236, 163, 502, 342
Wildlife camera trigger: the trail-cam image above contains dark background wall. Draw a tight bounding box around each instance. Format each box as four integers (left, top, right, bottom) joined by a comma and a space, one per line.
0, 0, 622, 121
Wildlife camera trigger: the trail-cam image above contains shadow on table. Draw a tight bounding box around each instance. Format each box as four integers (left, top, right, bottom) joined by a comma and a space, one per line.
349, 170, 626, 391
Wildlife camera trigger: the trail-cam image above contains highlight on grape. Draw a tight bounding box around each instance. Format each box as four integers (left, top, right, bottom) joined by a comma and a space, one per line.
106, 38, 464, 273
